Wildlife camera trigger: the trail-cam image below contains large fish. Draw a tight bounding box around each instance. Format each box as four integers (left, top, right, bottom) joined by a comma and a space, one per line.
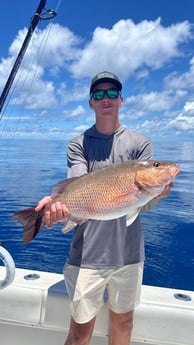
12, 160, 179, 245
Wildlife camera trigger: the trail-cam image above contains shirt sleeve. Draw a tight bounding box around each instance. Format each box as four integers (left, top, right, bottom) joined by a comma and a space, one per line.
67, 138, 88, 178
136, 138, 153, 160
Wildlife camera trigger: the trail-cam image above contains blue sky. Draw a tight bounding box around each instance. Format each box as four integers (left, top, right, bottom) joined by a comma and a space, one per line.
0, 0, 194, 141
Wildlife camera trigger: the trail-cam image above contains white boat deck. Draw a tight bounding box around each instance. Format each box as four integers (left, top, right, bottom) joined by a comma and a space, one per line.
0, 267, 193, 344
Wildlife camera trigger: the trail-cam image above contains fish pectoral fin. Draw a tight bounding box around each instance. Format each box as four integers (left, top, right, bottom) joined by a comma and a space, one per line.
112, 190, 140, 204
62, 220, 77, 233
61, 218, 87, 233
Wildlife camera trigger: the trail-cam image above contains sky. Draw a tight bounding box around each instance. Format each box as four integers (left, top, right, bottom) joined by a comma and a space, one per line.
0, 0, 194, 141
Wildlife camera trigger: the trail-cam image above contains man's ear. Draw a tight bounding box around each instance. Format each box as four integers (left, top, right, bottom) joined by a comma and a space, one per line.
89, 99, 93, 109
119, 96, 124, 107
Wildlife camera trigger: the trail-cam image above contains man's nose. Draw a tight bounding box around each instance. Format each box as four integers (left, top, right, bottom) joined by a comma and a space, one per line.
102, 93, 109, 100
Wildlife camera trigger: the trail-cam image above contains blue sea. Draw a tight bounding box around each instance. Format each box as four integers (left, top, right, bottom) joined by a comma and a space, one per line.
0, 137, 193, 291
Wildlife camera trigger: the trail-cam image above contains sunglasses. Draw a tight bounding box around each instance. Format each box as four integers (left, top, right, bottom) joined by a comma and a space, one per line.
90, 89, 120, 100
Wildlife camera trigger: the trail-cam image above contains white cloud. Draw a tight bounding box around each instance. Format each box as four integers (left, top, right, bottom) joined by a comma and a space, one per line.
168, 102, 194, 131
169, 114, 194, 130
70, 18, 192, 79
7, 24, 82, 72
62, 105, 86, 120
0, 23, 82, 109
125, 91, 172, 113
66, 125, 89, 139
184, 101, 194, 112
164, 56, 194, 91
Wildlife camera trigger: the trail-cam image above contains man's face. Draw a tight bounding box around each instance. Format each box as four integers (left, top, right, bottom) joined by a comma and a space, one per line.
89, 82, 123, 118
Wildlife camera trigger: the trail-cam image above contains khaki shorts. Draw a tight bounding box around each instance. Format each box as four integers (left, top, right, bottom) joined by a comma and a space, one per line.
63, 262, 144, 324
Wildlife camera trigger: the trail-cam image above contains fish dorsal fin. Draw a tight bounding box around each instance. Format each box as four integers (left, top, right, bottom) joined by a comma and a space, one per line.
52, 177, 79, 195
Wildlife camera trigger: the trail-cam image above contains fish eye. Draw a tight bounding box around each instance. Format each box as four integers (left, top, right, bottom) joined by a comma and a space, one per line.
153, 161, 160, 167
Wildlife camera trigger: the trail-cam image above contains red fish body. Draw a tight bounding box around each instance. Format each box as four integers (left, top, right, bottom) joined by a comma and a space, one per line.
12, 160, 180, 244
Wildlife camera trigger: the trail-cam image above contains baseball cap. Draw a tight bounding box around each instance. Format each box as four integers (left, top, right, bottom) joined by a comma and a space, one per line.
90, 71, 122, 94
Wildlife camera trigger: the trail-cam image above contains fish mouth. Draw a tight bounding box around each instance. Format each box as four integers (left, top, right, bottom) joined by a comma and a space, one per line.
162, 163, 180, 188
171, 163, 180, 178
159, 163, 180, 184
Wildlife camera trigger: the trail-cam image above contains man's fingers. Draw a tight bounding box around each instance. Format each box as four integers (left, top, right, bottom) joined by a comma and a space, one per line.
44, 202, 70, 228
35, 196, 53, 211
35, 194, 70, 229
156, 182, 174, 199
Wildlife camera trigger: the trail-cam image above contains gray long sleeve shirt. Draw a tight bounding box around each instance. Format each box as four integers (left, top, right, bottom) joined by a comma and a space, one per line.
66, 125, 156, 269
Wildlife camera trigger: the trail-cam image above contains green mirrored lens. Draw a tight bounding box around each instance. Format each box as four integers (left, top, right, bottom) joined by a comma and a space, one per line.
93, 90, 104, 100
106, 89, 119, 98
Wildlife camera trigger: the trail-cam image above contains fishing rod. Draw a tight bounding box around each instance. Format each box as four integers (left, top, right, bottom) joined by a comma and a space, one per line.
0, 0, 57, 116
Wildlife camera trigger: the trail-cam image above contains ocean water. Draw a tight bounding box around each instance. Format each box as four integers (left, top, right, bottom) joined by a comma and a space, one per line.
0, 137, 193, 291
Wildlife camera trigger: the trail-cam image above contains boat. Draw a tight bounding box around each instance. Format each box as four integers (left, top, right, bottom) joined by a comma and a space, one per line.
0, 247, 193, 345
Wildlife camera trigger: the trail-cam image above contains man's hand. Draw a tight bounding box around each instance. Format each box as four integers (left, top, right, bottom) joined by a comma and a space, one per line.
35, 196, 70, 229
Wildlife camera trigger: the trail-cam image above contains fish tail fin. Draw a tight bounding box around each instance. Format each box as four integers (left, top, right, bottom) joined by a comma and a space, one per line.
12, 207, 45, 245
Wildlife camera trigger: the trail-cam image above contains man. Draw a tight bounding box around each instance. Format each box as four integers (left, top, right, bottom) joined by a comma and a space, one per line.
36, 71, 172, 345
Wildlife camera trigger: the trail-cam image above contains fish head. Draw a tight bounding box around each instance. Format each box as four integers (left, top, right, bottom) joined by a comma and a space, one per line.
135, 160, 180, 191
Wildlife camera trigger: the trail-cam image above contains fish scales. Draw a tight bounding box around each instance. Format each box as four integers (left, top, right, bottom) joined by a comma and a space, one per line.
59, 163, 136, 218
